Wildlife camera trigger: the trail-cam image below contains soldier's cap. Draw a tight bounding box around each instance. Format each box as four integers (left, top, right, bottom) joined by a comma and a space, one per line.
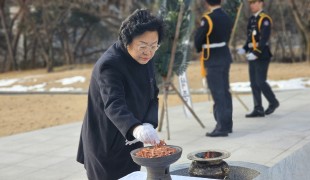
248, 0, 264, 2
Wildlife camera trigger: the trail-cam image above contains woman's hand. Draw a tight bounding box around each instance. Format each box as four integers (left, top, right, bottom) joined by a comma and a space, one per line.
133, 123, 160, 145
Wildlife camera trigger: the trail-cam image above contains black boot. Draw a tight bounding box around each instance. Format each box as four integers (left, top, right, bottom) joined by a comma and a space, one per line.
265, 101, 280, 115
245, 110, 265, 118
206, 129, 228, 137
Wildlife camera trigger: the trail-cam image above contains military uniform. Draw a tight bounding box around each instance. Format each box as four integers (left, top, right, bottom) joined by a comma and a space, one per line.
243, 10, 279, 116
194, 7, 233, 136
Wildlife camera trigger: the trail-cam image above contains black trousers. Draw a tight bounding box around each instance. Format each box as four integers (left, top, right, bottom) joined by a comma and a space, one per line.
206, 64, 233, 131
248, 59, 277, 111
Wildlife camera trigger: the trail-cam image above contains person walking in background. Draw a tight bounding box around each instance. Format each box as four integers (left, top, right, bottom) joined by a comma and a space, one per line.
237, 0, 279, 118
77, 9, 164, 180
194, 0, 233, 137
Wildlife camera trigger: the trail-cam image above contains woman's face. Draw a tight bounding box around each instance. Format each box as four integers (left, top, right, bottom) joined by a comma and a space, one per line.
127, 31, 159, 65
249, 1, 263, 14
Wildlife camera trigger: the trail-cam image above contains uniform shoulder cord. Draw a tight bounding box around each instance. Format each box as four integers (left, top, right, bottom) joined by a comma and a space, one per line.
200, 13, 213, 77
251, 12, 273, 51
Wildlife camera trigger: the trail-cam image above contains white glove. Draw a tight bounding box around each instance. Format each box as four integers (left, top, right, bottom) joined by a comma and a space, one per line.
237, 48, 246, 55
202, 77, 207, 88
133, 123, 160, 145
142, 123, 154, 129
246, 53, 258, 61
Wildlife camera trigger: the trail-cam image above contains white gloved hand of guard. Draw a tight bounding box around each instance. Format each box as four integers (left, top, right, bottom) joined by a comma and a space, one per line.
246, 53, 258, 61
133, 123, 160, 145
237, 48, 246, 55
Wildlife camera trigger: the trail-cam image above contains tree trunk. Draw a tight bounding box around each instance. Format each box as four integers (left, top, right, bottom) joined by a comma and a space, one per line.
46, 41, 54, 73
289, 0, 310, 63
279, 2, 295, 62
0, 0, 16, 71
73, 26, 92, 61
12, 0, 28, 69
30, 37, 38, 68
62, 29, 73, 65
12, 26, 22, 69
41, 1, 55, 72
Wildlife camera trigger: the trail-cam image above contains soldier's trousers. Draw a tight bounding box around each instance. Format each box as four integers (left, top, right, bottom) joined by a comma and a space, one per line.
206, 64, 233, 131
248, 59, 277, 111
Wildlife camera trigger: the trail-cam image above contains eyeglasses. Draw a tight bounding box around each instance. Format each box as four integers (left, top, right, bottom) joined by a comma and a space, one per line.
249, 0, 260, 4
137, 44, 160, 53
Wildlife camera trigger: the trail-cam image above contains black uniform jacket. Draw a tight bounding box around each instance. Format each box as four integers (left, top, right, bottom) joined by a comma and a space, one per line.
77, 41, 159, 180
243, 11, 273, 60
194, 8, 233, 67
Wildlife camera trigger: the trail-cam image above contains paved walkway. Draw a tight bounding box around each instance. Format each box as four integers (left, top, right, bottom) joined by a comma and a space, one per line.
0, 89, 310, 180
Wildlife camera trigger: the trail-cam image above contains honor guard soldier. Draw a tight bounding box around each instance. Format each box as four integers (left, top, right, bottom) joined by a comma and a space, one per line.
194, 0, 233, 137
237, 0, 279, 118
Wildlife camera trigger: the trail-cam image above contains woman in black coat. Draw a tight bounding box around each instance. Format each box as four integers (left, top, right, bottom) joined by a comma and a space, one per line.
77, 9, 164, 180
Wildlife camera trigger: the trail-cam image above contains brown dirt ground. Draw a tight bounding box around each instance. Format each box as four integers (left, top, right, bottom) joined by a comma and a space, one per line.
0, 61, 310, 137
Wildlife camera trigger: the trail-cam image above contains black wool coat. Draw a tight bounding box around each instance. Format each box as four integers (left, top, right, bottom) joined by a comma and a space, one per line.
77, 41, 159, 180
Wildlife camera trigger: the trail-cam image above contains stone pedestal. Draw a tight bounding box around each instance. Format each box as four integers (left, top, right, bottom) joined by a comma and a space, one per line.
170, 161, 268, 180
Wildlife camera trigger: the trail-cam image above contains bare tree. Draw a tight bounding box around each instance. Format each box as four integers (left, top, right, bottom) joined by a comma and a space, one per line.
289, 0, 310, 63
278, 1, 295, 62
0, 0, 159, 72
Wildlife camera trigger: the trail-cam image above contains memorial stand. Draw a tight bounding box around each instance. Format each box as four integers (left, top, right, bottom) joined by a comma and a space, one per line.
157, 1, 205, 140
229, 2, 249, 111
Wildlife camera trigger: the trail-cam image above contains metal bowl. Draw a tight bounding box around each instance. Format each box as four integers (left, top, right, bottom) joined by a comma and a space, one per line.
187, 149, 230, 162
130, 145, 182, 180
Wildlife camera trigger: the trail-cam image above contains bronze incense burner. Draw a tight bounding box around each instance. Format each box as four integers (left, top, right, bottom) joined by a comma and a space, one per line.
187, 149, 231, 179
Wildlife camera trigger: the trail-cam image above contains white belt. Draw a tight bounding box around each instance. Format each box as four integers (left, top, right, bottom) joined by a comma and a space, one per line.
248, 43, 259, 48
202, 42, 226, 49
248, 42, 269, 48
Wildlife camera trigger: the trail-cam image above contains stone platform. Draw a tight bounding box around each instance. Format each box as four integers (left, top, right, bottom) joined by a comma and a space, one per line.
0, 89, 309, 179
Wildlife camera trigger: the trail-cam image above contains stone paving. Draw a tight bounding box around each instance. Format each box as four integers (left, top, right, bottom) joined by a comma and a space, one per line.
0, 89, 309, 180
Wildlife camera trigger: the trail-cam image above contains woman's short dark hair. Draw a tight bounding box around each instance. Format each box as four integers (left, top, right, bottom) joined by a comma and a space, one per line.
119, 9, 164, 47
205, 0, 221, 6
